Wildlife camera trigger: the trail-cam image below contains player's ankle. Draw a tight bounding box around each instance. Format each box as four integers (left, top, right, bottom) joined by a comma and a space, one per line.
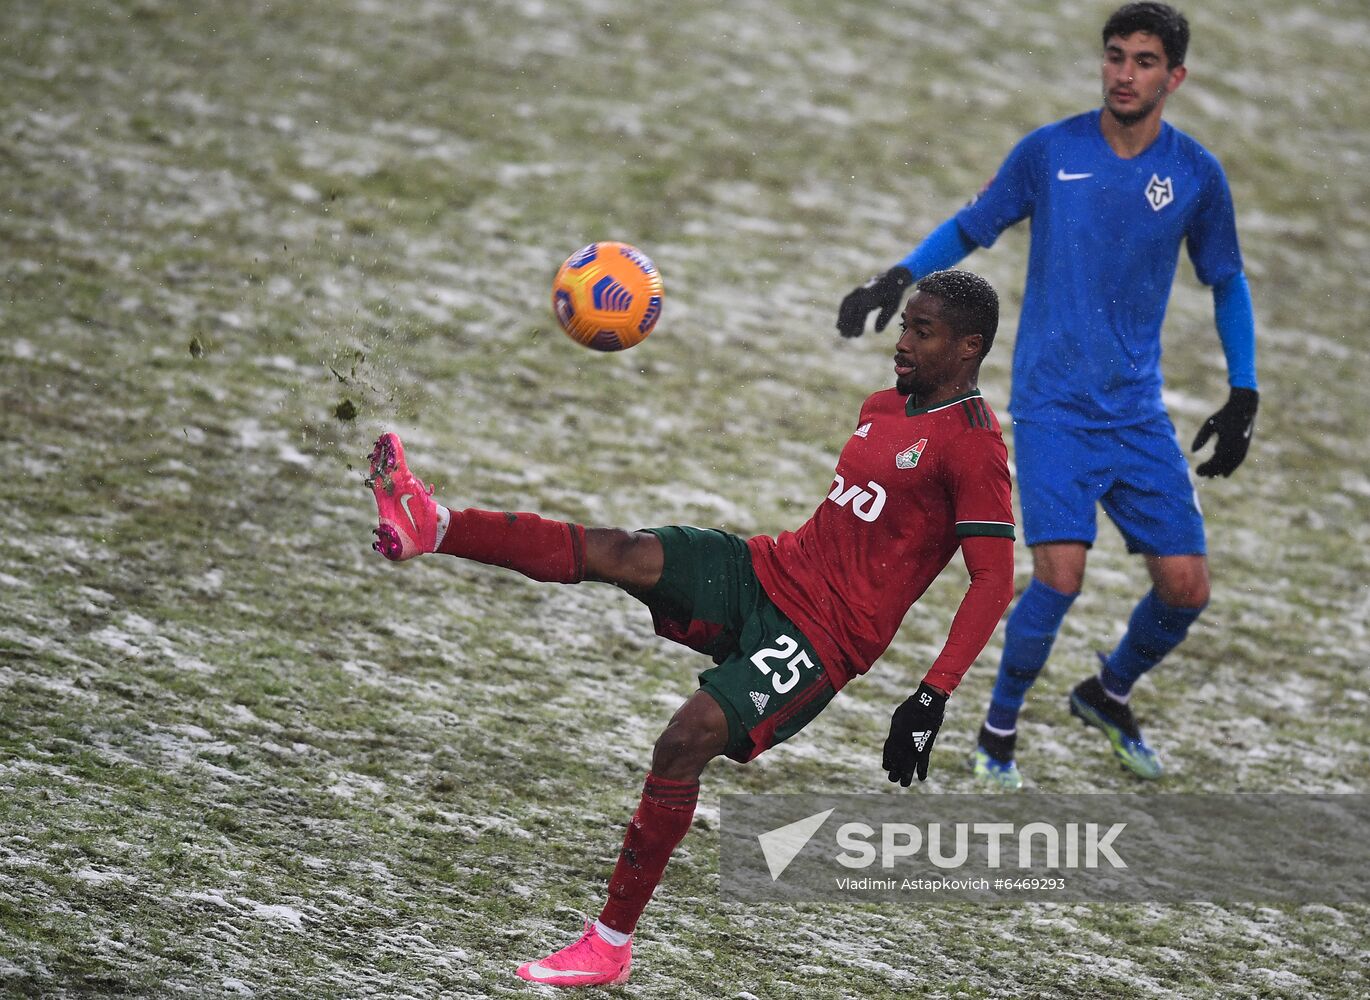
593, 919, 631, 947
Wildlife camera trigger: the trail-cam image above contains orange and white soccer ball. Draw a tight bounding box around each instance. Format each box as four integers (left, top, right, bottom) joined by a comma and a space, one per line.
551, 241, 664, 351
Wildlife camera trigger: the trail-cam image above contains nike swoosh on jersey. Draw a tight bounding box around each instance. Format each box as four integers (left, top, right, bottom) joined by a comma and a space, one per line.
523, 965, 600, 979
399, 493, 419, 532
1056, 169, 1093, 181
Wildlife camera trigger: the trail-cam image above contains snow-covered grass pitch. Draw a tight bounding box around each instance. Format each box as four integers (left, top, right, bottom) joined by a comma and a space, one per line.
2, 1, 1367, 996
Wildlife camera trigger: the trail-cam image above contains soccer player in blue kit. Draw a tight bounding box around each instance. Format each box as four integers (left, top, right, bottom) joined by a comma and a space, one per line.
837, 2, 1258, 786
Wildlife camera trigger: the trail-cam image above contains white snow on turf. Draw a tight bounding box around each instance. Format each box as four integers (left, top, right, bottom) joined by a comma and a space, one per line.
182, 890, 312, 932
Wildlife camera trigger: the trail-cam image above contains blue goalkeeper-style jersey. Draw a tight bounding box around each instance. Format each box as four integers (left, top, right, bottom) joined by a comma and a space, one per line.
955, 110, 1243, 428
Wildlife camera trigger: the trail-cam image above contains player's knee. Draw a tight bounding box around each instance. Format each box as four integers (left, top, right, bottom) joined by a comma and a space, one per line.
584, 528, 662, 589
1153, 559, 1210, 608
651, 724, 708, 781
585, 527, 636, 570
1029, 544, 1087, 595
1157, 575, 1209, 609
651, 705, 727, 781
1034, 564, 1083, 595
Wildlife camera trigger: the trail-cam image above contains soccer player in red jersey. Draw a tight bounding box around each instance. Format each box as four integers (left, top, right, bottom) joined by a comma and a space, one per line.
365, 269, 1014, 987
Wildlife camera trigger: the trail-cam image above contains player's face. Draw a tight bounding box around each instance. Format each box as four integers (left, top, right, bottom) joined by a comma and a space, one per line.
1100, 32, 1185, 126
894, 292, 977, 399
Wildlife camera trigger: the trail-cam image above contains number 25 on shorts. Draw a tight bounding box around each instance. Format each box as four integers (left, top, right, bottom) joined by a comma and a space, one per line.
750, 635, 815, 694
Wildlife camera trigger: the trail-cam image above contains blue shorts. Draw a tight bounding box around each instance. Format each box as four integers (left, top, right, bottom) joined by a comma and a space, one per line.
1012, 416, 1206, 556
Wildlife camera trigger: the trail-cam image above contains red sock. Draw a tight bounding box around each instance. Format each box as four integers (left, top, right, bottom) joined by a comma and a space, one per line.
435, 508, 585, 583
598, 773, 700, 936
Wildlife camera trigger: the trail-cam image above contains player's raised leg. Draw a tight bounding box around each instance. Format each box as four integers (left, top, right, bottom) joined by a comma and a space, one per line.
365, 432, 664, 591
516, 691, 727, 987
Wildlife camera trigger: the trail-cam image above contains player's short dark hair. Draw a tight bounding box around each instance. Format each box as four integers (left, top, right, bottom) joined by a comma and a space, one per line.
916, 269, 998, 358
1103, 2, 1189, 68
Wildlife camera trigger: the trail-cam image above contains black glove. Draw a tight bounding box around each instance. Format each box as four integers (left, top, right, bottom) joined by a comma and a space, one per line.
882, 681, 947, 786
1191, 387, 1259, 478
837, 266, 914, 339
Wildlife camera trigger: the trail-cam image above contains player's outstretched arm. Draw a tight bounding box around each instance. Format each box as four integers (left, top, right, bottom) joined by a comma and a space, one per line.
882, 535, 1015, 786
836, 219, 975, 338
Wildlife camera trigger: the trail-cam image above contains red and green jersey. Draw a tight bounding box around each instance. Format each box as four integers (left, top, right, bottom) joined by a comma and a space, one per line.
747, 388, 1014, 693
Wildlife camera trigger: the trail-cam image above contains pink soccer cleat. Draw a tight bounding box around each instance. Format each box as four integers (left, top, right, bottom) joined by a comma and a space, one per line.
515, 922, 632, 988
365, 433, 440, 561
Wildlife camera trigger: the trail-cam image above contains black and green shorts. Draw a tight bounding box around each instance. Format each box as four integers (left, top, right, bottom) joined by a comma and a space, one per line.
638, 525, 835, 763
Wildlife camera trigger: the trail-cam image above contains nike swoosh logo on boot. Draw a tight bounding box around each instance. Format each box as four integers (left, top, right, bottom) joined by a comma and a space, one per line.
524, 965, 600, 979
399, 493, 419, 532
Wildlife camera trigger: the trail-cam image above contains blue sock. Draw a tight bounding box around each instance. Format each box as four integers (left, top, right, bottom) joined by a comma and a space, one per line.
986, 579, 1077, 732
1100, 589, 1204, 697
